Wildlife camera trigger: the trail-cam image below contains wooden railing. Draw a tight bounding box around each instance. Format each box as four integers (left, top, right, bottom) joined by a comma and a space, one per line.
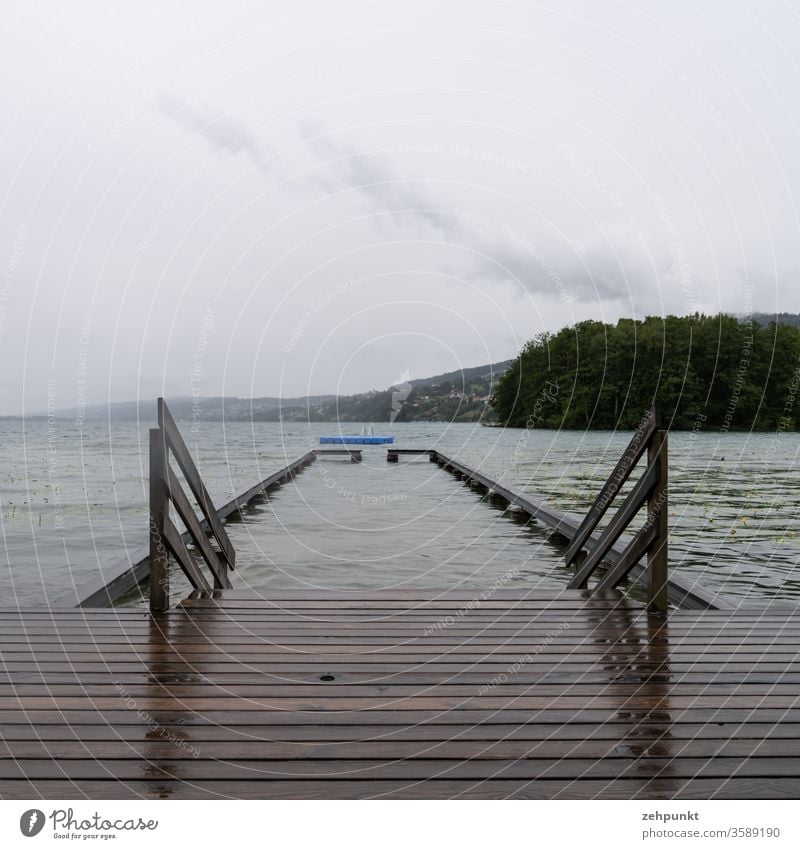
149, 398, 235, 611
566, 406, 669, 612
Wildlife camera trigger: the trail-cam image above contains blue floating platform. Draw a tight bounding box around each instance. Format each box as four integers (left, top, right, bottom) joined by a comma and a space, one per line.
320, 435, 394, 444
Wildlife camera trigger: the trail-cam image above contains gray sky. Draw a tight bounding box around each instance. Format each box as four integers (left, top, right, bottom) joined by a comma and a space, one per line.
1, 0, 799, 415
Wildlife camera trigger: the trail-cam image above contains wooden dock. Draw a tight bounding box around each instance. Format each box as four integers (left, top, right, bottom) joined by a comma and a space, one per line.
1, 588, 799, 799
3, 401, 797, 800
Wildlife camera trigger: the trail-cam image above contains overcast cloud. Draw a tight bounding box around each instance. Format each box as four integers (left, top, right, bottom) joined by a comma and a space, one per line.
1, 0, 799, 414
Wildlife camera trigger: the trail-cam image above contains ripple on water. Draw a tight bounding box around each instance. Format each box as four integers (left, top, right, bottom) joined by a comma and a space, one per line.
1, 420, 798, 606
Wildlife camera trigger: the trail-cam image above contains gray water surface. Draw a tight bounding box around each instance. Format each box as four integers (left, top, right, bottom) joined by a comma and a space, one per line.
2, 419, 798, 607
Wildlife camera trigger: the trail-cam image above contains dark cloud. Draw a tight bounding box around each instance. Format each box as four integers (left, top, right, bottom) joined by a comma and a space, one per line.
300, 125, 667, 306
299, 122, 449, 235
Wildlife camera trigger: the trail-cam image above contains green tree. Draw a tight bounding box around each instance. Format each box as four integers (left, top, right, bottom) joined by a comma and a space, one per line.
492, 314, 800, 430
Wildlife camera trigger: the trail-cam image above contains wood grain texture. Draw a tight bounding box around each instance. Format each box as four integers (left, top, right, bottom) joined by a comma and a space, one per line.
1, 588, 798, 799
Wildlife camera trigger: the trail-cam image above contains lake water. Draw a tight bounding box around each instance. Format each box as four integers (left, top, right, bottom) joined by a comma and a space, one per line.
1, 418, 798, 607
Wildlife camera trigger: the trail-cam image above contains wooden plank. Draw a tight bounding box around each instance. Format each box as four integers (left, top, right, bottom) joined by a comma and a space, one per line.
181, 588, 630, 601
4, 737, 800, 761
387, 448, 433, 463
178, 590, 757, 605
7, 605, 792, 619
4, 720, 798, 743
594, 523, 658, 592
646, 427, 669, 613
4, 637, 798, 652
314, 449, 363, 463
0, 609, 716, 627
6, 611, 785, 624
6, 672, 800, 689
178, 596, 636, 608
161, 520, 212, 593
3, 707, 800, 726
3, 662, 799, 676
0, 670, 800, 706
1, 756, 799, 781
75, 660, 800, 672
9, 647, 792, 661
11, 620, 745, 631
169, 615, 758, 628
0, 632, 792, 648
0, 777, 796, 800
11, 617, 789, 630
148, 427, 169, 612
11, 678, 800, 697
3, 625, 799, 640
5, 627, 799, 642
3, 693, 800, 710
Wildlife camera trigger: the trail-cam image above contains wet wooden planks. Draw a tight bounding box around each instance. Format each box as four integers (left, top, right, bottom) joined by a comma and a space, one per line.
0, 589, 799, 799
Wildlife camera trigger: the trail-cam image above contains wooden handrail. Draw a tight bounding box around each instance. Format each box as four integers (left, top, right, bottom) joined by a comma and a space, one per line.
564, 407, 657, 567
149, 398, 234, 611
568, 456, 659, 589
158, 398, 235, 569
566, 407, 669, 613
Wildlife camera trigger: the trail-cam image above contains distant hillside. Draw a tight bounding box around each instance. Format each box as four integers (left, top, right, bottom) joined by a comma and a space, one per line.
395, 360, 514, 423
751, 312, 800, 328
48, 360, 513, 424
57, 395, 337, 423
409, 361, 514, 388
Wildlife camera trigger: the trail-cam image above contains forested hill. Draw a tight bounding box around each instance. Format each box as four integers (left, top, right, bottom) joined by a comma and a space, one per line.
492, 314, 800, 430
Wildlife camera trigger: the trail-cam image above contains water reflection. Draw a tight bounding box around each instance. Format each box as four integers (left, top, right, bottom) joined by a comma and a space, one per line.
593, 601, 680, 794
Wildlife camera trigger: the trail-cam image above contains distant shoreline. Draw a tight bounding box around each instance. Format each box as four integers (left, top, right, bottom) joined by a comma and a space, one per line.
3, 416, 789, 433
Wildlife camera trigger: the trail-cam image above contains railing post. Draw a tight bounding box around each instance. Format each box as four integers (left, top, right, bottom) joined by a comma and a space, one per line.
149, 427, 170, 612
646, 425, 669, 614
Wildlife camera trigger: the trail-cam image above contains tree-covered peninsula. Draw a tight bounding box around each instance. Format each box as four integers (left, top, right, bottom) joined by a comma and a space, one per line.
492, 314, 800, 430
